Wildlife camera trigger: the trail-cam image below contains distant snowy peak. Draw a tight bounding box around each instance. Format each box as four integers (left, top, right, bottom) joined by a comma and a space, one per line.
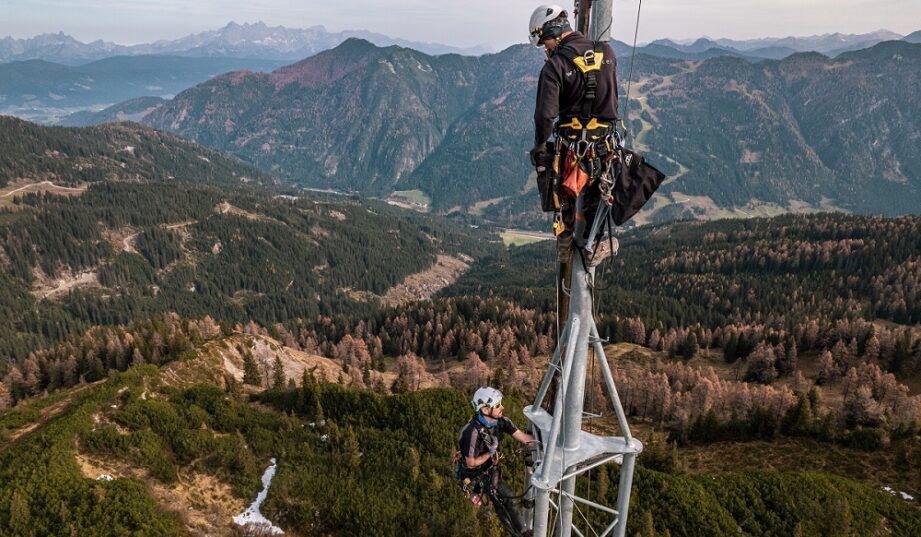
1, 22, 493, 64
0, 32, 127, 63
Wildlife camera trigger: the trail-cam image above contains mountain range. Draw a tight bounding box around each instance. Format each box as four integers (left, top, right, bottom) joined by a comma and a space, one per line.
0, 22, 493, 65
664, 29, 906, 56
66, 37, 921, 224
620, 30, 916, 62
0, 56, 287, 123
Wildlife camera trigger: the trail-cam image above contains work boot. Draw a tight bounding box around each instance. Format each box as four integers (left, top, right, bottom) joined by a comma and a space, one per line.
556, 232, 573, 264
587, 237, 619, 267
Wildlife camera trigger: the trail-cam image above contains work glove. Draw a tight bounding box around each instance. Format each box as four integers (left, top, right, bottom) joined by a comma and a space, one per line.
530, 144, 549, 168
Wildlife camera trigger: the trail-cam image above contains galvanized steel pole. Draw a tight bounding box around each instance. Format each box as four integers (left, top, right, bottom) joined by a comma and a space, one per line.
527, 4, 640, 537
590, 0, 614, 42
556, 260, 594, 536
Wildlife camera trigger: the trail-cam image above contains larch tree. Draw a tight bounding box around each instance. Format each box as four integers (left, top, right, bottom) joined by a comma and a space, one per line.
0, 380, 10, 409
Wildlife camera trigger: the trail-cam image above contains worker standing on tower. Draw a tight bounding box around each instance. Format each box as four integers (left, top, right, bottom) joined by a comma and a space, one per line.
528, 4, 622, 327
529, 4, 620, 264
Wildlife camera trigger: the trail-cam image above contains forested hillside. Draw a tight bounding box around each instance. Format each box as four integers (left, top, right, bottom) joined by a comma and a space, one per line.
440, 214, 921, 446
0, 182, 497, 363
0, 118, 500, 368
0, 116, 273, 189
447, 214, 921, 371
2, 115, 921, 535
3, 358, 921, 536
3, 353, 921, 537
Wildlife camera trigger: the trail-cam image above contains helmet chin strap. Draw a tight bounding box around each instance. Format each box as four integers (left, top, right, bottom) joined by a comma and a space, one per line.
478, 412, 499, 427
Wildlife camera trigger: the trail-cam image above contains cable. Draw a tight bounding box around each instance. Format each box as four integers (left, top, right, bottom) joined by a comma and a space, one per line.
623, 0, 644, 146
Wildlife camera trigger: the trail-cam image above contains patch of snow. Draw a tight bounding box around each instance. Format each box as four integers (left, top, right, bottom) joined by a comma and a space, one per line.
378, 59, 397, 75
233, 458, 284, 534
97, 474, 114, 481
883, 486, 915, 501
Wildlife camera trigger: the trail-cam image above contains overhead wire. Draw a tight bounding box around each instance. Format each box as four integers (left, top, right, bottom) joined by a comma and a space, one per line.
622, 0, 644, 146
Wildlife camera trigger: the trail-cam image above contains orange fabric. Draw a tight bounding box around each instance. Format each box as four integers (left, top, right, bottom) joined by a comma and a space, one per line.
561, 150, 589, 197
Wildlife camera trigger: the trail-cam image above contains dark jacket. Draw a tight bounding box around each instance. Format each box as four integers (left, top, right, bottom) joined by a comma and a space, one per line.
534, 32, 620, 146
457, 415, 518, 476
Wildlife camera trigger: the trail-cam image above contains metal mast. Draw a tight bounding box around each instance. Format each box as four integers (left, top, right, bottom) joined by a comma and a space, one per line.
525, 2, 642, 537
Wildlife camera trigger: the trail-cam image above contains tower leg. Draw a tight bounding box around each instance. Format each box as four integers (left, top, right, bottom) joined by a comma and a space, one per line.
614, 453, 637, 537
557, 257, 594, 537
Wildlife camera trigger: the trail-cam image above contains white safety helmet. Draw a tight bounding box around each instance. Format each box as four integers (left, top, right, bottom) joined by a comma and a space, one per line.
471, 386, 504, 412
529, 4, 569, 46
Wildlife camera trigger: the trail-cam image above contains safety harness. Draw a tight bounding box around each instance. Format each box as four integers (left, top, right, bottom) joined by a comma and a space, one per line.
555, 41, 605, 122
546, 41, 620, 244
453, 418, 502, 506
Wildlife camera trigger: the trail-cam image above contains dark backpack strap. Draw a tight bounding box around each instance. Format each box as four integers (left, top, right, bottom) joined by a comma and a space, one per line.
555, 42, 605, 120
580, 41, 604, 119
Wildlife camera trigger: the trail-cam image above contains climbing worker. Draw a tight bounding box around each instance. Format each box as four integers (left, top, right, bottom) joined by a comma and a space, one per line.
456, 386, 536, 537
528, 4, 624, 330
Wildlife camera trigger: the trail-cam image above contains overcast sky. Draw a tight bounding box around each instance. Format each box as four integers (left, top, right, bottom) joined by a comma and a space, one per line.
2, 0, 919, 48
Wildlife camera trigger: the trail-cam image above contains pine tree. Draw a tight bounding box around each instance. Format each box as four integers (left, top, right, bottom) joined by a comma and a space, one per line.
682, 333, 699, 360
340, 426, 361, 468
224, 374, 243, 400
781, 394, 813, 436
391, 372, 409, 395
271, 356, 286, 390
723, 332, 739, 363
243, 352, 262, 386
8, 490, 31, 536
636, 510, 657, 537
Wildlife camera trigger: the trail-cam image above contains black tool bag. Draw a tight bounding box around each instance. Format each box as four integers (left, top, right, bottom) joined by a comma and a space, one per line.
535, 142, 558, 212
611, 148, 667, 225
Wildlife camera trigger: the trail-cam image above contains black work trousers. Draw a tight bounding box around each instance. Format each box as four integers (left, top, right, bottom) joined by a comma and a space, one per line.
487, 474, 526, 536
